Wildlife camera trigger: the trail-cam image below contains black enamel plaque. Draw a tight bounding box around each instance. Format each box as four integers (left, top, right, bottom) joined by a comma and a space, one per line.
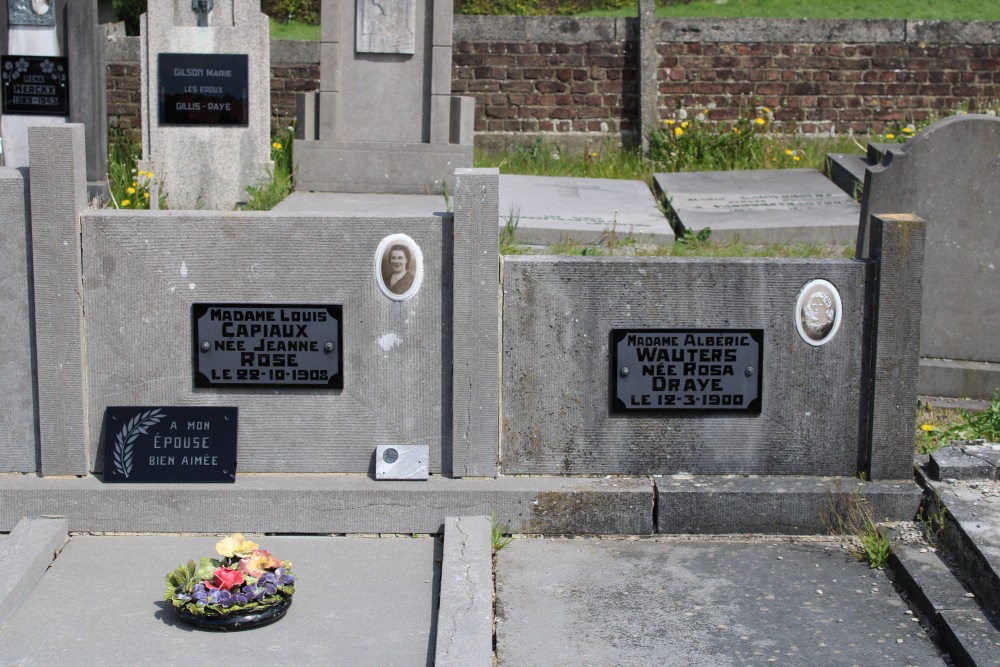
158, 53, 248, 126
1, 55, 68, 116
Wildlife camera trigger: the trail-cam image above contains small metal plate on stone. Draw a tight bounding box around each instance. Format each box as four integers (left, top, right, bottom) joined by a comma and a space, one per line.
1, 55, 69, 116
158, 53, 249, 126
102, 406, 237, 483
375, 445, 428, 480
612, 329, 763, 412
193, 304, 343, 389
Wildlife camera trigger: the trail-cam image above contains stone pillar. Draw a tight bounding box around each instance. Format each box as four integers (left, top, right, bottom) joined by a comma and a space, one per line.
451, 168, 499, 477
28, 124, 89, 476
638, 0, 657, 154
67, 0, 108, 201
866, 213, 926, 480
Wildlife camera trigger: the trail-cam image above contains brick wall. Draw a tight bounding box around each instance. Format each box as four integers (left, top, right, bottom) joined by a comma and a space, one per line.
104, 17, 1000, 141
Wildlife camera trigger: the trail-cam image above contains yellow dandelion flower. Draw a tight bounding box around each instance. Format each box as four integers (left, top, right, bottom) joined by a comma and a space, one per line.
665, 119, 675, 126
762, 106, 771, 113
785, 149, 793, 156
885, 133, 895, 139
903, 126, 915, 134
137, 170, 147, 177
702, 108, 709, 114
272, 142, 282, 150
681, 121, 690, 128
147, 172, 154, 178
674, 127, 684, 137
920, 423, 934, 432
733, 128, 742, 135
144, 192, 150, 199
121, 199, 131, 207
792, 155, 800, 162
127, 186, 136, 195
590, 152, 598, 157
755, 117, 766, 126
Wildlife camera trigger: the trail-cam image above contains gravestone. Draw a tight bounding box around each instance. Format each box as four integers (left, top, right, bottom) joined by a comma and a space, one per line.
139, 0, 271, 209
293, 0, 474, 194
654, 169, 859, 244
858, 114, 1000, 399
499, 175, 674, 245
0, 0, 67, 168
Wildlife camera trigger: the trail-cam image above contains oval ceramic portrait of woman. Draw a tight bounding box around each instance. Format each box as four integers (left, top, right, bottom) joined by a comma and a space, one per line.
795, 279, 843, 346
375, 234, 424, 301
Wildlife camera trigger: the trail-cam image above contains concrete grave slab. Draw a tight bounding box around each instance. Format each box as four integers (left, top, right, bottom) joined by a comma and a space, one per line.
499, 175, 674, 245
495, 538, 949, 666
0, 534, 439, 666
654, 169, 860, 244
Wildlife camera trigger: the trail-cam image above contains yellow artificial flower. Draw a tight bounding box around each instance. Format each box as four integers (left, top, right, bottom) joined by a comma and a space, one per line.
121, 199, 131, 207
216, 533, 260, 558
885, 133, 895, 139
272, 142, 282, 150
674, 127, 684, 137
755, 117, 766, 126
920, 423, 934, 432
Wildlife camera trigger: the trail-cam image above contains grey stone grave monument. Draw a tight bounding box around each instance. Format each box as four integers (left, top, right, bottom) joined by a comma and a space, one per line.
293, 0, 474, 195
858, 114, 1000, 399
139, 0, 271, 209
0, 0, 67, 168
654, 169, 860, 244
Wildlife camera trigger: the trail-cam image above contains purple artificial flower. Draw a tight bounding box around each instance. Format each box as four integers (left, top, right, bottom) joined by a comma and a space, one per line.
192, 583, 209, 606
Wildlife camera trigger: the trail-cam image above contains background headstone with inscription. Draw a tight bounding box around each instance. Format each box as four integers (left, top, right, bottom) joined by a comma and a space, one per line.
140, 0, 270, 209
0, 0, 67, 168
293, 0, 474, 195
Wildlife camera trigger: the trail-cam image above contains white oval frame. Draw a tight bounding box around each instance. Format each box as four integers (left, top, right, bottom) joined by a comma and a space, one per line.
795, 279, 843, 346
374, 234, 424, 301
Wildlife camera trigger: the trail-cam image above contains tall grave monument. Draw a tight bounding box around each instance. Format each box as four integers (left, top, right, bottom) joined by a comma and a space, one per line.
140, 0, 271, 209
294, 0, 474, 194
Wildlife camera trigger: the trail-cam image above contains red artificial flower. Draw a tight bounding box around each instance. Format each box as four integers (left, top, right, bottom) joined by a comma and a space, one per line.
205, 566, 245, 591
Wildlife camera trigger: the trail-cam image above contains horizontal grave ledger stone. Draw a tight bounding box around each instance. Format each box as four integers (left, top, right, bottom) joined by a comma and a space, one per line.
654, 169, 859, 244
193, 304, 343, 388
102, 406, 238, 482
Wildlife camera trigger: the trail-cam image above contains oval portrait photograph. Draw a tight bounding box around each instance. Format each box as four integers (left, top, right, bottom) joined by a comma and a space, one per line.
795, 279, 843, 346
374, 234, 424, 301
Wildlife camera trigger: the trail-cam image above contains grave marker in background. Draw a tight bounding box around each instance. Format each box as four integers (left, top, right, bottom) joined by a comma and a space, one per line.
858, 114, 1000, 399
140, 0, 270, 209
655, 169, 859, 244
294, 0, 474, 194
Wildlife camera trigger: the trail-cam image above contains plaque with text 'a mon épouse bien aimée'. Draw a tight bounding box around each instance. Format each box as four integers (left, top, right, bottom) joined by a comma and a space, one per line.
158, 53, 248, 126
612, 329, 763, 412
193, 304, 343, 389
103, 406, 237, 483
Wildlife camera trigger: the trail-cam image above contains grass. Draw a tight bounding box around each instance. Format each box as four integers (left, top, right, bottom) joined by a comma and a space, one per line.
491, 512, 513, 553
107, 130, 164, 210
580, 0, 1000, 20
241, 125, 296, 210
915, 391, 1000, 455
269, 18, 320, 41
820, 477, 892, 569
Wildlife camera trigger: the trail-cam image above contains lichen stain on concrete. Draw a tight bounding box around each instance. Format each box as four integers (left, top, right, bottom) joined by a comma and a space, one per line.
377, 332, 402, 352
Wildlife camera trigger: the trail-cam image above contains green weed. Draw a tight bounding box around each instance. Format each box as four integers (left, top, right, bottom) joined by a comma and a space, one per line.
500, 208, 530, 255
820, 477, 892, 569
915, 399, 967, 455
107, 129, 164, 210
243, 125, 296, 210
941, 390, 1000, 444
491, 512, 513, 553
